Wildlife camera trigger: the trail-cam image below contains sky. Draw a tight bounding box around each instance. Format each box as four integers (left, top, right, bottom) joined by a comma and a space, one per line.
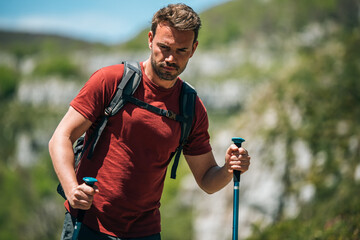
0, 0, 229, 44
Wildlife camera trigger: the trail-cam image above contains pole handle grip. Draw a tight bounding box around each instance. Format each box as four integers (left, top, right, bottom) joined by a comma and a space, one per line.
83, 177, 98, 187
232, 137, 245, 148
231, 138, 245, 182
77, 177, 98, 222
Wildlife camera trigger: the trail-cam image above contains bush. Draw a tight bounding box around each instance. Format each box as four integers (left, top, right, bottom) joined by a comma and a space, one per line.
0, 66, 18, 99
33, 56, 81, 79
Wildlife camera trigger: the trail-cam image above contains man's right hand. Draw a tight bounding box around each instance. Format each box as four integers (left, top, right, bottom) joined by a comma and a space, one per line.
49, 106, 96, 209
67, 183, 99, 210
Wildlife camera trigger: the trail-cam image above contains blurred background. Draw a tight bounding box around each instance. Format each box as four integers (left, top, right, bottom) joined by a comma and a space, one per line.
0, 0, 359, 239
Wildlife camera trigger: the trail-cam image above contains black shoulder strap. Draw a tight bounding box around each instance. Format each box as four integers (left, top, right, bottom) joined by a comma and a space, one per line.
123, 95, 185, 122
85, 61, 142, 159
105, 61, 142, 116
170, 81, 197, 179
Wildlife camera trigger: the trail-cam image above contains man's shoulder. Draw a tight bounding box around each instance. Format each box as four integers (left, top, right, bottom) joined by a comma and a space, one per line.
97, 64, 125, 77
97, 62, 143, 81
87, 64, 126, 88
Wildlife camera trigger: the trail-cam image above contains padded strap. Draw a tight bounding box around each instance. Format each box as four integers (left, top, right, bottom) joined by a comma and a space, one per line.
123, 95, 185, 122
105, 61, 142, 116
86, 61, 141, 159
170, 82, 197, 179
87, 116, 109, 159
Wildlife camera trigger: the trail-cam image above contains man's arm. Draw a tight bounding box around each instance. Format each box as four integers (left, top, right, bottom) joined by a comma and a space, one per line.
185, 145, 250, 194
49, 106, 98, 210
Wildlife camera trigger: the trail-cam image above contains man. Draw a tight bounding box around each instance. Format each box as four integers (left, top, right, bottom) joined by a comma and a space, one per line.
49, 3, 251, 240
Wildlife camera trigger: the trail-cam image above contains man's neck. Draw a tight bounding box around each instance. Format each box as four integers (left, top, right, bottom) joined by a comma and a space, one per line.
143, 59, 177, 89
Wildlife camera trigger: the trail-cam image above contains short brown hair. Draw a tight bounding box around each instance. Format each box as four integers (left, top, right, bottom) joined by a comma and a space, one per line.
151, 3, 202, 43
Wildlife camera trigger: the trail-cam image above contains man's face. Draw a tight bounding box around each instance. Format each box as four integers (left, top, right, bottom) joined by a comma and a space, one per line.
148, 21, 198, 81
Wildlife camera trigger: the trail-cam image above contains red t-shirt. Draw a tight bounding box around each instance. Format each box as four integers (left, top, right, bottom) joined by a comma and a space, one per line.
65, 62, 211, 238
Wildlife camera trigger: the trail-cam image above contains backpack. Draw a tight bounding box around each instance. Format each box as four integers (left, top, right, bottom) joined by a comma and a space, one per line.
57, 61, 197, 199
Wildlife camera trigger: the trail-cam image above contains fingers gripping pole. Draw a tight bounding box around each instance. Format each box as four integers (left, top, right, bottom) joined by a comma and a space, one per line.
72, 177, 98, 240
231, 137, 245, 240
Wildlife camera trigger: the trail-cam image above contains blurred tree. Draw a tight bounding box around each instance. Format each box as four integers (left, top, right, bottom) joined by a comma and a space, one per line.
33, 56, 82, 79
0, 65, 18, 100
246, 0, 360, 238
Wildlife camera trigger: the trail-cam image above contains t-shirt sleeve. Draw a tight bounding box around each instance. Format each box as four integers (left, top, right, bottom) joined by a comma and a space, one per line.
183, 96, 212, 156
70, 65, 124, 122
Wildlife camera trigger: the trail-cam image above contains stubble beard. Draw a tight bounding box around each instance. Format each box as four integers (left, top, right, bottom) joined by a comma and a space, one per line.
150, 55, 187, 81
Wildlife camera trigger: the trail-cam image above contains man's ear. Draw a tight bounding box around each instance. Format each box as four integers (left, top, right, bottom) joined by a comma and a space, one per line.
148, 31, 154, 49
190, 41, 199, 58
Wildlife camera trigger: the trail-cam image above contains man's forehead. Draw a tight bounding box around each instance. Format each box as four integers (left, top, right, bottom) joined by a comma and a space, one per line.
154, 22, 195, 46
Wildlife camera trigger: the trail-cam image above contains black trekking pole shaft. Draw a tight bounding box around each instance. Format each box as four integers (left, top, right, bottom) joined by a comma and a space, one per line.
72, 177, 97, 240
232, 137, 245, 240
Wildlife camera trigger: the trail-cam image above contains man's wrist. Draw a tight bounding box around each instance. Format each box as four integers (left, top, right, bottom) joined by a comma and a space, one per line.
221, 164, 233, 180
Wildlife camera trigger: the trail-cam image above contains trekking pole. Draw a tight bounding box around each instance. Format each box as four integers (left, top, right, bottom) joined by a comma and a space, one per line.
231, 137, 245, 240
72, 177, 98, 240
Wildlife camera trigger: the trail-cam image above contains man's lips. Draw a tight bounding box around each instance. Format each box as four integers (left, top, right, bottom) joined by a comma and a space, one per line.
163, 66, 176, 71
161, 63, 179, 71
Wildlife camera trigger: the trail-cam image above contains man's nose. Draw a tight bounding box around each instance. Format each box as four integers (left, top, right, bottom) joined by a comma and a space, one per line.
165, 53, 175, 62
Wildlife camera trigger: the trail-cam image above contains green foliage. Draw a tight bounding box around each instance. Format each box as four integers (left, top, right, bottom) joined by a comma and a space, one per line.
161, 157, 194, 240
243, 3, 360, 238
33, 56, 81, 79
0, 156, 63, 240
0, 65, 18, 99
0, 167, 30, 239
31, 153, 61, 199
198, 0, 358, 50
0, 102, 64, 240
248, 181, 360, 240
0, 30, 110, 55
118, 29, 149, 51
